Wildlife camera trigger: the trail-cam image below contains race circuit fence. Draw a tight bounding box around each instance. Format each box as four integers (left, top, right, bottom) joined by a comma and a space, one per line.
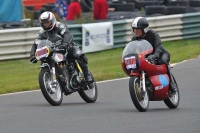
0, 12, 200, 61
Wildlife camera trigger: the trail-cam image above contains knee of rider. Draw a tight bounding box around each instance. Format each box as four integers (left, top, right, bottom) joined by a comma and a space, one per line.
72, 48, 82, 58
80, 55, 88, 64
162, 55, 170, 64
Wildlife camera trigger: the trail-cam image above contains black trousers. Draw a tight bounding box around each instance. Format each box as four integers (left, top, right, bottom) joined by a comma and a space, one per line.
67, 46, 90, 76
157, 52, 175, 83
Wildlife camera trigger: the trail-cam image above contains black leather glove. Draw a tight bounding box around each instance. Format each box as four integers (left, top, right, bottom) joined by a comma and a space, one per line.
30, 56, 37, 63
148, 54, 157, 61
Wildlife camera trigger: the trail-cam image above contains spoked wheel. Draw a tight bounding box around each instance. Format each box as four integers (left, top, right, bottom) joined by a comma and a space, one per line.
78, 72, 97, 103
164, 74, 180, 108
39, 68, 63, 106
129, 76, 149, 112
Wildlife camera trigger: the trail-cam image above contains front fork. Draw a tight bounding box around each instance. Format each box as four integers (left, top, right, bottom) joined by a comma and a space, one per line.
131, 70, 146, 93
41, 59, 57, 88
48, 59, 56, 84
141, 71, 146, 93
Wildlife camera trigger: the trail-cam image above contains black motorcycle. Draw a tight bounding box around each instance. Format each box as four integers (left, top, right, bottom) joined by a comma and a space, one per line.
31, 40, 98, 106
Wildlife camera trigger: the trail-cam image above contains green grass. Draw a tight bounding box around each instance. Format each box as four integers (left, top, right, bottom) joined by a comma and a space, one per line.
0, 38, 200, 94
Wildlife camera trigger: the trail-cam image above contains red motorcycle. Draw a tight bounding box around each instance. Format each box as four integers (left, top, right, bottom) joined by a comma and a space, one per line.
121, 40, 180, 112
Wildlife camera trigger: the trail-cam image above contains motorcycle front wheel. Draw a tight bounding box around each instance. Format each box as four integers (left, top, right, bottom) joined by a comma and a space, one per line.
39, 68, 63, 106
129, 76, 149, 112
78, 72, 98, 103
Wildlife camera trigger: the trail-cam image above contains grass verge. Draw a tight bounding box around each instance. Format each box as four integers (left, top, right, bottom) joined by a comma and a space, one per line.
0, 38, 200, 94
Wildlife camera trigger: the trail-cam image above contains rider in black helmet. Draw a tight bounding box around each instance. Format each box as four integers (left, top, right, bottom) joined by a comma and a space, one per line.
131, 17, 177, 94
30, 11, 94, 89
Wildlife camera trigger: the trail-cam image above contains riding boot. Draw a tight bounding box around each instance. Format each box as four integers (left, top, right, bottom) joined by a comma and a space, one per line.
167, 65, 177, 94
79, 62, 94, 89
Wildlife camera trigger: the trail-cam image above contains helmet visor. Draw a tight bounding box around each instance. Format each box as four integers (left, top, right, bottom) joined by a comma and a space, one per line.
42, 21, 52, 28
133, 28, 143, 37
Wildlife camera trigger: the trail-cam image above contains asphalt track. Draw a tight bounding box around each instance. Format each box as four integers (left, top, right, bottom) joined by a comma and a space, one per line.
0, 57, 200, 133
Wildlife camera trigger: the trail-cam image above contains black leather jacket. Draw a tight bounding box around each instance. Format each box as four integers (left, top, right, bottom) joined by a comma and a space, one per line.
131, 29, 169, 57
30, 22, 74, 57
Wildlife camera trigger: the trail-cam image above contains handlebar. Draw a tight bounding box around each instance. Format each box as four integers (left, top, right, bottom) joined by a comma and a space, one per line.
30, 58, 37, 64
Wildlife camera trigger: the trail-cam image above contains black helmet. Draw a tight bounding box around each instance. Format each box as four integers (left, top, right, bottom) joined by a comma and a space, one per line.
39, 11, 56, 31
131, 17, 149, 37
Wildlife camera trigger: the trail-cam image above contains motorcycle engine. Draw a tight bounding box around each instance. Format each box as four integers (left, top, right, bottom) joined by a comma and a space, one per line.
68, 62, 82, 90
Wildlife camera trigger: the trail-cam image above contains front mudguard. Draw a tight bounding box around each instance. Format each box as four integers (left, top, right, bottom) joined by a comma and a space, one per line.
39, 63, 51, 70
130, 71, 142, 78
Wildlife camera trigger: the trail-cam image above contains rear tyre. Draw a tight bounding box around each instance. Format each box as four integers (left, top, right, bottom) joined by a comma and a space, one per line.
129, 76, 149, 112
145, 6, 166, 15
39, 68, 63, 106
164, 74, 180, 109
78, 71, 98, 103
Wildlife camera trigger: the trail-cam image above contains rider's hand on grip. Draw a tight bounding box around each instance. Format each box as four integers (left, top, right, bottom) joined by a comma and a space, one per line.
147, 54, 157, 61
30, 56, 37, 63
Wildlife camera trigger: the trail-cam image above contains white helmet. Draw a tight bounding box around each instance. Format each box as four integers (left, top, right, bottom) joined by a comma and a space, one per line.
39, 11, 56, 31
131, 17, 149, 37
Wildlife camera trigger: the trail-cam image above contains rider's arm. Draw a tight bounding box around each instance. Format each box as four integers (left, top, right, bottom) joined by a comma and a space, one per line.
30, 44, 37, 57
58, 23, 74, 47
30, 29, 44, 57
151, 30, 165, 57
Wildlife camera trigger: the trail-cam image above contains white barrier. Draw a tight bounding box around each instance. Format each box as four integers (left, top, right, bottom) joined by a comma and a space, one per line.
0, 27, 41, 60
0, 13, 200, 61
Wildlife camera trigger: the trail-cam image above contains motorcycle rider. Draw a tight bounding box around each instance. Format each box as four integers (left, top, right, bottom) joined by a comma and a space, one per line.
30, 11, 94, 89
130, 17, 177, 94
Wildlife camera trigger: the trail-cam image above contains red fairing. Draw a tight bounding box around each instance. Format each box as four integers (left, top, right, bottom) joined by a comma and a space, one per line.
149, 75, 169, 100
122, 47, 170, 101
121, 60, 131, 76
139, 50, 168, 74
136, 49, 169, 100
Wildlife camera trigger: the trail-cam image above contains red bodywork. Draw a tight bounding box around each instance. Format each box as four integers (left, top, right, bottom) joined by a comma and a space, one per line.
121, 48, 170, 100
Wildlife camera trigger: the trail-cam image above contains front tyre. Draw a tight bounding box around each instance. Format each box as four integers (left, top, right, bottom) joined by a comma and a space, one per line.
39, 68, 63, 106
164, 74, 180, 109
129, 76, 149, 112
78, 72, 97, 103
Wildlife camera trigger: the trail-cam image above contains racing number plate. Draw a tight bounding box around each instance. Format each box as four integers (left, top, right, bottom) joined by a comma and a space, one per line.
36, 47, 49, 59
124, 56, 136, 69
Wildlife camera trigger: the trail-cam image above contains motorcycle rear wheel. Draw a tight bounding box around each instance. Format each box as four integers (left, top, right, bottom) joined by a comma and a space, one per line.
164, 74, 180, 109
39, 68, 63, 106
78, 72, 97, 103
129, 76, 149, 112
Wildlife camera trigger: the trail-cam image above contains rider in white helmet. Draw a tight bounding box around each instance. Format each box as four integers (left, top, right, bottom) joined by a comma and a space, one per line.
131, 17, 177, 94
30, 11, 94, 89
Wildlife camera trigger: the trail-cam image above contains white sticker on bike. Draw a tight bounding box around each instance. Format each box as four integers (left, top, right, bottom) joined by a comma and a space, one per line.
155, 85, 164, 90
124, 56, 136, 69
